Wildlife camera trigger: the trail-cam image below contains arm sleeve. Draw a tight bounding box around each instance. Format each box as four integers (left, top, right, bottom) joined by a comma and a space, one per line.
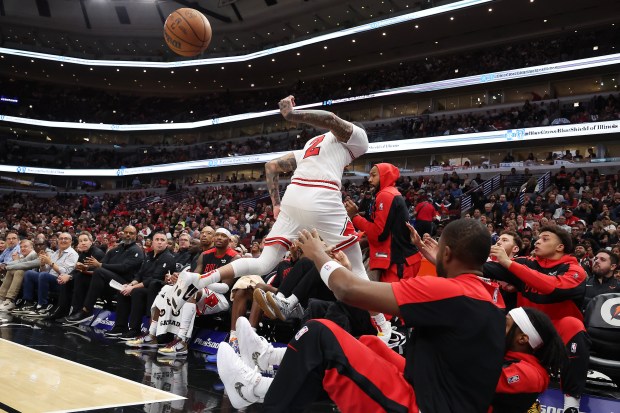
506, 260, 586, 299
343, 124, 369, 160
351, 192, 392, 241
483, 261, 525, 290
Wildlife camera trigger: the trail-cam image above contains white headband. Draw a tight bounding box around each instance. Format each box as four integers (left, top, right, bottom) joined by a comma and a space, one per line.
509, 308, 544, 350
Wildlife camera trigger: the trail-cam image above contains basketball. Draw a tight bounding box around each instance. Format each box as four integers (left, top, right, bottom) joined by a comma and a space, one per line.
164, 8, 212, 57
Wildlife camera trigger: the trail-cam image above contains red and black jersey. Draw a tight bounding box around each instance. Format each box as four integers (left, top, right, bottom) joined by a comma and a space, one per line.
391, 274, 505, 413
483, 255, 587, 321
489, 351, 548, 413
201, 247, 238, 272
265, 259, 294, 289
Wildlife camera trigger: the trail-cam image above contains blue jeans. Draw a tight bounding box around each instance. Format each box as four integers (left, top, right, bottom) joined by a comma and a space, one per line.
23, 270, 58, 306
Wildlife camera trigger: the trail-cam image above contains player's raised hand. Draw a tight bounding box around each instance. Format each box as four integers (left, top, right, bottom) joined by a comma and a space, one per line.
406, 222, 438, 264
278, 95, 296, 120
344, 199, 359, 219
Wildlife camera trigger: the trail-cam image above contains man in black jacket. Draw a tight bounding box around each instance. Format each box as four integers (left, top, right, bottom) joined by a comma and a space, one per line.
65, 226, 144, 324
108, 232, 176, 338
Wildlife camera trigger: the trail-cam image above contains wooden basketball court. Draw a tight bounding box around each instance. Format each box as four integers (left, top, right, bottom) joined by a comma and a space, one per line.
0, 339, 184, 413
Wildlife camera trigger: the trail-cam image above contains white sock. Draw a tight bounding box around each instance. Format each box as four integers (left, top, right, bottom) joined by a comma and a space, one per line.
288, 294, 299, 307
266, 347, 286, 366
148, 321, 157, 336
276, 292, 285, 299
229, 330, 237, 342
564, 395, 580, 411
178, 302, 196, 339
197, 269, 221, 288
253, 375, 273, 400
371, 313, 387, 326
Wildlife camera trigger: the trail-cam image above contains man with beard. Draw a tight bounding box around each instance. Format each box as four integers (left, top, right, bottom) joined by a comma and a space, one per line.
583, 250, 619, 311
65, 226, 144, 324
345, 163, 421, 283
573, 243, 592, 276
192, 226, 214, 272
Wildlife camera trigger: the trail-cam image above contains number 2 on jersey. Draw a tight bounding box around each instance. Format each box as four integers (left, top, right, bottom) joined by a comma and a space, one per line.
303, 135, 325, 159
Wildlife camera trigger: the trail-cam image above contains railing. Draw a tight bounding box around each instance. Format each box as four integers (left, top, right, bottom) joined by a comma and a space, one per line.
460, 174, 501, 215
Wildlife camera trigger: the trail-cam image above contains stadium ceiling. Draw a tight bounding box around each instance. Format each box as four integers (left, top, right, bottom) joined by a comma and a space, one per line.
0, 0, 618, 96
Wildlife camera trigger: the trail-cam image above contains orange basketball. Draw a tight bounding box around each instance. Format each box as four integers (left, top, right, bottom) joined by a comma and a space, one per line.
164, 8, 212, 57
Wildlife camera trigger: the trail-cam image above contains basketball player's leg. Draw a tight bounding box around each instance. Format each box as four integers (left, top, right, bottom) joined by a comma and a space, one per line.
315, 212, 394, 344
166, 210, 301, 313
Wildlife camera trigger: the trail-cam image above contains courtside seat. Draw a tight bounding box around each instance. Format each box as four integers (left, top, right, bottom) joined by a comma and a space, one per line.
584, 292, 620, 386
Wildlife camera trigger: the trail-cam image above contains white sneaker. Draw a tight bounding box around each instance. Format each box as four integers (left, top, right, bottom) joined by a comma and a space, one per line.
252, 289, 277, 319
236, 316, 272, 372
217, 342, 263, 409
376, 320, 392, 345
0, 300, 11, 311
266, 293, 304, 321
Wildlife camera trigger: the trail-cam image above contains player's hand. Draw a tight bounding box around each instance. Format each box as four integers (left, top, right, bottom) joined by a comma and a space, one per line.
406, 222, 438, 264
297, 229, 329, 264
331, 250, 352, 271
344, 199, 359, 219
489, 245, 512, 268
273, 205, 281, 220
278, 95, 296, 120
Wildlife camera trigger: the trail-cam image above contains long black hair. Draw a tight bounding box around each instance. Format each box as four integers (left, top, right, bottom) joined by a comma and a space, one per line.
507, 307, 567, 376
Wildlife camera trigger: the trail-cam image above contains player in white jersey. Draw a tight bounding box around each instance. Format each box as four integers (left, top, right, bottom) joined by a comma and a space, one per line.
169, 95, 393, 340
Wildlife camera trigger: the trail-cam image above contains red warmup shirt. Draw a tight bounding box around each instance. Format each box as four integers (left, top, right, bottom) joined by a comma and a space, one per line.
391, 274, 505, 413
483, 254, 587, 322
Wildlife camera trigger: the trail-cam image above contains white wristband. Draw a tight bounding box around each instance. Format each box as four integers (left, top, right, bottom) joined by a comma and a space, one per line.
319, 260, 343, 286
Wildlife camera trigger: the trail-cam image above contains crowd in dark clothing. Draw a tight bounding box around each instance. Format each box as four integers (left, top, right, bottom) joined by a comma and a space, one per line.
1, 93, 619, 170
0, 26, 616, 125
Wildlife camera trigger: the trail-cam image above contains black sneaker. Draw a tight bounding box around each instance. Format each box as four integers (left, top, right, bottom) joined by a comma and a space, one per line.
30, 304, 54, 318
11, 302, 36, 314
63, 310, 93, 325
119, 329, 142, 340
105, 326, 129, 337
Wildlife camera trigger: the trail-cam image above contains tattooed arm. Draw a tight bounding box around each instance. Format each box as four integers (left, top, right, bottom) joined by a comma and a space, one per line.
265, 152, 297, 219
278, 95, 353, 143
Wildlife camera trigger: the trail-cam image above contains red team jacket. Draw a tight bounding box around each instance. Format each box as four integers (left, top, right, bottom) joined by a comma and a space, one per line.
352, 163, 419, 271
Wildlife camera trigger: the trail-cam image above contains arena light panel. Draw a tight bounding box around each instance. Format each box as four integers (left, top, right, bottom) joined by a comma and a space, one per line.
2, 119, 619, 177
0, 0, 491, 68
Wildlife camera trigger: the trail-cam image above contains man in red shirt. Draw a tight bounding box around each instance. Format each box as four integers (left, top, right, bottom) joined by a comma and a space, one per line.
413, 191, 437, 236
485, 226, 589, 413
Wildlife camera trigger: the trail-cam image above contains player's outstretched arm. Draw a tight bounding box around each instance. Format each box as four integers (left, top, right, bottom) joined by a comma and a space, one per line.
296, 229, 401, 316
279, 95, 353, 143
265, 152, 297, 219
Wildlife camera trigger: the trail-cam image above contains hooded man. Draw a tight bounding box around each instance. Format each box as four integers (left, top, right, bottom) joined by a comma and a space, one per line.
346, 163, 421, 282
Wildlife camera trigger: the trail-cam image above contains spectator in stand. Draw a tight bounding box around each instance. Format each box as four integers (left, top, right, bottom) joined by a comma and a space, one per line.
0, 232, 21, 266
413, 191, 437, 236
18, 233, 78, 317
583, 250, 619, 311
573, 243, 592, 276
107, 231, 176, 339
64, 226, 144, 324
53, 232, 105, 321
0, 239, 38, 311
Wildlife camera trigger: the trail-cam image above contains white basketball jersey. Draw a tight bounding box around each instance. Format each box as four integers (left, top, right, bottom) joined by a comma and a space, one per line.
291, 124, 368, 187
